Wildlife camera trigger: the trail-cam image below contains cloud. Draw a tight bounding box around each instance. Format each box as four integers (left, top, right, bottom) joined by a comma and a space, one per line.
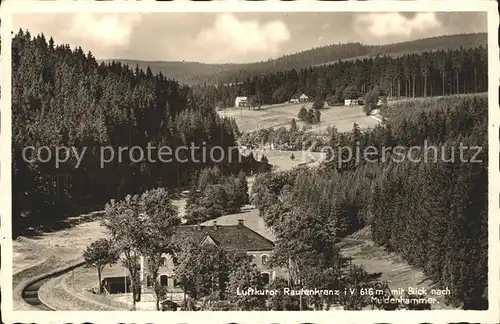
355, 12, 441, 38
67, 13, 142, 48
194, 14, 291, 63
13, 12, 484, 63
13, 13, 142, 58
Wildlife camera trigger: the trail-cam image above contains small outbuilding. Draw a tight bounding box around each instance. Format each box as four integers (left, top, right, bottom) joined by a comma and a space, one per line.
344, 99, 359, 106
235, 96, 248, 107
299, 93, 309, 103
102, 276, 131, 294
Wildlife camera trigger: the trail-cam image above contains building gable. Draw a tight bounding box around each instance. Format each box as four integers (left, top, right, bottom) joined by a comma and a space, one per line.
201, 234, 219, 247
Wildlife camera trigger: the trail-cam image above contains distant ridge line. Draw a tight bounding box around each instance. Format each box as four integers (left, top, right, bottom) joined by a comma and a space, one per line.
98, 32, 487, 86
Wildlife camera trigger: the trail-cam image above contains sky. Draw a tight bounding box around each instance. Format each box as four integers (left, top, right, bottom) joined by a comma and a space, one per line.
12, 12, 487, 64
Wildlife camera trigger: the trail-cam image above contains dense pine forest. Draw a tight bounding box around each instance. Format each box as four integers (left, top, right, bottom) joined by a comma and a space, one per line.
12, 30, 268, 235
252, 94, 488, 309
104, 33, 486, 86
196, 44, 487, 108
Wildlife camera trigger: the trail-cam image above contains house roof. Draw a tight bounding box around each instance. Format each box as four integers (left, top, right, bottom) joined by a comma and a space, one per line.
299, 93, 308, 99
172, 223, 275, 251
235, 96, 248, 100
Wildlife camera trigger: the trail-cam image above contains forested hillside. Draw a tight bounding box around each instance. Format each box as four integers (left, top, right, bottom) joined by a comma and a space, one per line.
11, 30, 265, 235
194, 44, 487, 108
252, 94, 488, 309
101, 33, 486, 86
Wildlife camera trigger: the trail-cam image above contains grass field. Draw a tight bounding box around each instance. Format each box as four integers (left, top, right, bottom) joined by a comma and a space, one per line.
13, 221, 107, 275
12, 220, 107, 310
218, 102, 380, 133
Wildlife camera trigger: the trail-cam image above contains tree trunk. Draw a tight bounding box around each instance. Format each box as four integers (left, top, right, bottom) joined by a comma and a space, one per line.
442, 71, 445, 96
423, 76, 427, 97
131, 279, 137, 310
131, 254, 137, 310
184, 288, 187, 310
397, 78, 401, 97
412, 76, 415, 98
456, 74, 459, 94
474, 69, 478, 93
98, 268, 103, 293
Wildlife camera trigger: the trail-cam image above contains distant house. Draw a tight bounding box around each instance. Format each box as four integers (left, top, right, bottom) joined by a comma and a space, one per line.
235, 96, 248, 107
289, 98, 300, 104
344, 99, 359, 106
224, 81, 244, 87
299, 93, 309, 103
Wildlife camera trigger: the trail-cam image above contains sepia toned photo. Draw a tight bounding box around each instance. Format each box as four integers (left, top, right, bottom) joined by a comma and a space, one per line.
1, 1, 499, 323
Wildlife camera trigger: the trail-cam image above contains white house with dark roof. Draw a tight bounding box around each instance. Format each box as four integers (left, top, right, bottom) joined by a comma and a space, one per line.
140, 219, 277, 293
234, 96, 248, 107
299, 93, 309, 103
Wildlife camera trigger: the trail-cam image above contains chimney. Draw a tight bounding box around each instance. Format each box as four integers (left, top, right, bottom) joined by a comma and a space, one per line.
212, 220, 218, 230
238, 219, 244, 226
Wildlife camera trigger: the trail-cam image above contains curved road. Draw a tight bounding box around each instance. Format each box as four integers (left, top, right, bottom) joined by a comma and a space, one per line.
22, 277, 53, 310
21, 262, 85, 311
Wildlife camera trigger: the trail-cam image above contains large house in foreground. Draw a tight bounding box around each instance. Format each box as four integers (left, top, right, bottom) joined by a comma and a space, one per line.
140, 219, 276, 292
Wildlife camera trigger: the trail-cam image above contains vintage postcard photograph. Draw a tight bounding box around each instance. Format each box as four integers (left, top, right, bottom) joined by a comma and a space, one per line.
1, 1, 499, 323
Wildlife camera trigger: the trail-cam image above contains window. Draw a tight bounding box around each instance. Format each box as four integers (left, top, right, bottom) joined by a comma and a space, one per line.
250, 254, 256, 263
161, 256, 168, 267
146, 275, 153, 287
261, 254, 269, 266
160, 275, 168, 287
261, 272, 270, 285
